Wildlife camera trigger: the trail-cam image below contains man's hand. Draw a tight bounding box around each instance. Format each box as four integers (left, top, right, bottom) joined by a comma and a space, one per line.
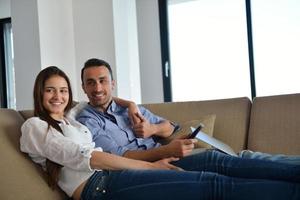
164, 139, 197, 158
132, 113, 155, 138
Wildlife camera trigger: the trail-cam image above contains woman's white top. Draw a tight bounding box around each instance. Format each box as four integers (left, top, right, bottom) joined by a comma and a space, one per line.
20, 116, 103, 197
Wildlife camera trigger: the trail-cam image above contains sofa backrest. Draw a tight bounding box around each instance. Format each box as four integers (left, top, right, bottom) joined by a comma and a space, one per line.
0, 108, 66, 200
248, 93, 300, 155
143, 97, 252, 152
19, 98, 252, 153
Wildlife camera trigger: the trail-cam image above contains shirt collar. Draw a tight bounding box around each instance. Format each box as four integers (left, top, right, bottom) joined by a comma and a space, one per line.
87, 100, 117, 114
109, 100, 117, 113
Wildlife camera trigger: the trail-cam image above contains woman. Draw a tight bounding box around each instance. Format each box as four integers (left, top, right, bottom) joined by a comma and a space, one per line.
20, 66, 300, 200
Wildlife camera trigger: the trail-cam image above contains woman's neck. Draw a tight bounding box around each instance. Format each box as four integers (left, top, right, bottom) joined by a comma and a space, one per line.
50, 113, 64, 121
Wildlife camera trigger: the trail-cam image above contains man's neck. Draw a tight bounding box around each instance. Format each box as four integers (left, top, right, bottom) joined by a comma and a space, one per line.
89, 100, 113, 113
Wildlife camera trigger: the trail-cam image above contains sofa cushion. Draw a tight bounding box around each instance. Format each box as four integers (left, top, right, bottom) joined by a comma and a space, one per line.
143, 97, 251, 153
157, 114, 216, 148
0, 108, 67, 199
19, 109, 34, 120
248, 93, 300, 155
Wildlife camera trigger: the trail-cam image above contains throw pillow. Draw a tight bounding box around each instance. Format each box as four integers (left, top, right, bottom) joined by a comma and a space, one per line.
157, 114, 216, 149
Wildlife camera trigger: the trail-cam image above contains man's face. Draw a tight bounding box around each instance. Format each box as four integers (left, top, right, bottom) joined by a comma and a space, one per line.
82, 66, 115, 111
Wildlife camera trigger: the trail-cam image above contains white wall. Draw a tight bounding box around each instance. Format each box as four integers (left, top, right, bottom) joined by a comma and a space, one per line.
72, 0, 116, 101
113, 0, 141, 103
73, 0, 143, 104
136, 0, 164, 103
37, 0, 78, 98
0, 0, 10, 18
11, 0, 41, 110
7, 0, 164, 109
10, 0, 79, 109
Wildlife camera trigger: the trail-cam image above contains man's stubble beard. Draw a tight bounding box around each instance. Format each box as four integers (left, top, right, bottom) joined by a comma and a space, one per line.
90, 96, 113, 112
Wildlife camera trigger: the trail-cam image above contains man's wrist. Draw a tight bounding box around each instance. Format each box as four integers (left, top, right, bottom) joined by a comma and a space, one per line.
149, 124, 158, 137
159, 144, 171, 158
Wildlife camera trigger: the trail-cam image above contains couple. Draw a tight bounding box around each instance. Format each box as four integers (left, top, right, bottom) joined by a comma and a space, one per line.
20, 59, 300, 200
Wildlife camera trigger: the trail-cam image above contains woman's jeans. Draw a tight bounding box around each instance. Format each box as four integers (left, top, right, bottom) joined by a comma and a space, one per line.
81, 150, 300, 200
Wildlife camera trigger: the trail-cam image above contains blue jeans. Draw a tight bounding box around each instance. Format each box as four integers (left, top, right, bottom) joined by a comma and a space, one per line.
239, 150, 300, 165
172, 149, 299, 183
81, 150, 300, 200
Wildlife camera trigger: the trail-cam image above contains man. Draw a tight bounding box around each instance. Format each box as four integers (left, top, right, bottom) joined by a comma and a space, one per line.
76, 58, 196, 162
76, 58, 300, 165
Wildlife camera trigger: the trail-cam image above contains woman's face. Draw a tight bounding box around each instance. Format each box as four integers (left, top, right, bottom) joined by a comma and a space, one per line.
43, 75, 69, 120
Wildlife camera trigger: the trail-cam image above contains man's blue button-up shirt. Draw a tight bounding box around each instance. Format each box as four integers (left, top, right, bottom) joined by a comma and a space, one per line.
76, 101, 164, 156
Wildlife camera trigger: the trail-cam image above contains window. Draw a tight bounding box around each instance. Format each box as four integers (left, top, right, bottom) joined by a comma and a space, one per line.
0, 18, 15, 109
251, 0, 300, 96
167, 0, 251, 101
159, 0, 300, 101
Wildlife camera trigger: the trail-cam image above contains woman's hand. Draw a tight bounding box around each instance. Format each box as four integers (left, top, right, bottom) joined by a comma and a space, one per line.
128, 102, 142, 125
151, 157, 183, 171
112, 97, 141, 125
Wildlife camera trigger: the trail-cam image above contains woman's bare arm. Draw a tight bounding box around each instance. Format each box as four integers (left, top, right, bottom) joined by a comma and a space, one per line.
90, 151, 181, 171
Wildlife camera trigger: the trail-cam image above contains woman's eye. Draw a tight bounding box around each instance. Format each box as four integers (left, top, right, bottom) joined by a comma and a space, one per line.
45, 88, 54, 93
61, 89, 69, 93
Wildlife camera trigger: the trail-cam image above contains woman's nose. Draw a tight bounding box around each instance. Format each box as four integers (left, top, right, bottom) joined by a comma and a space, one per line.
52, 90, 60, 98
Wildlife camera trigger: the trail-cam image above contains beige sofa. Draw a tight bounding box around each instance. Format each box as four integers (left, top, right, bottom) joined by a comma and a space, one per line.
1, 93, 300, 199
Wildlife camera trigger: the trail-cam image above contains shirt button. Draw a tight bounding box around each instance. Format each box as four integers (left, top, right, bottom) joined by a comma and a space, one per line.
96, 187, 100, 191
102, 189, 106, 194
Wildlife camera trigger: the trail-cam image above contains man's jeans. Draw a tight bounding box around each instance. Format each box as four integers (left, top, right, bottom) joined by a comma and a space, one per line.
172, 149, 299, 183
239, 150, 300, 165
81, 150, 300, 200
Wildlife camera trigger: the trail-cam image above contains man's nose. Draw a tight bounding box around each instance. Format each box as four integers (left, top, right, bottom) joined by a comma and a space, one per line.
95, 82, 103, 91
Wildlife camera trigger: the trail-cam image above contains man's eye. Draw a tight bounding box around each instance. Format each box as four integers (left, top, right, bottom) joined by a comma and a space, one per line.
100, 79, 108, 84
86, 81, 95, 86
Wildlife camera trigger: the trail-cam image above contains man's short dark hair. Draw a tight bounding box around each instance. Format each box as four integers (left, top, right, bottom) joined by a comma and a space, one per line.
81, 58, 113, 83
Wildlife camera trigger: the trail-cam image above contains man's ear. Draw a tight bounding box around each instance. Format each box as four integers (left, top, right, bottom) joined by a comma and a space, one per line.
111, 80, 116, 90
81, 83, 87, 94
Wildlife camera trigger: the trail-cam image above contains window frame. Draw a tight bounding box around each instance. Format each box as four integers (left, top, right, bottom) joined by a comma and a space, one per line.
0, 18, 12, 108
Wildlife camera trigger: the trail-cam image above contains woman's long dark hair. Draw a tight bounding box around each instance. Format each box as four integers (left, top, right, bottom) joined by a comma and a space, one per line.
33, 66, 73, 189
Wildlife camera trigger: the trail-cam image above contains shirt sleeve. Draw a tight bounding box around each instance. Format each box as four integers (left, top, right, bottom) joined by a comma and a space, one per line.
20, 118, 101, 171
139, 106, 178, 129
139, 106, 164, 124
77, 116, 130, 156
